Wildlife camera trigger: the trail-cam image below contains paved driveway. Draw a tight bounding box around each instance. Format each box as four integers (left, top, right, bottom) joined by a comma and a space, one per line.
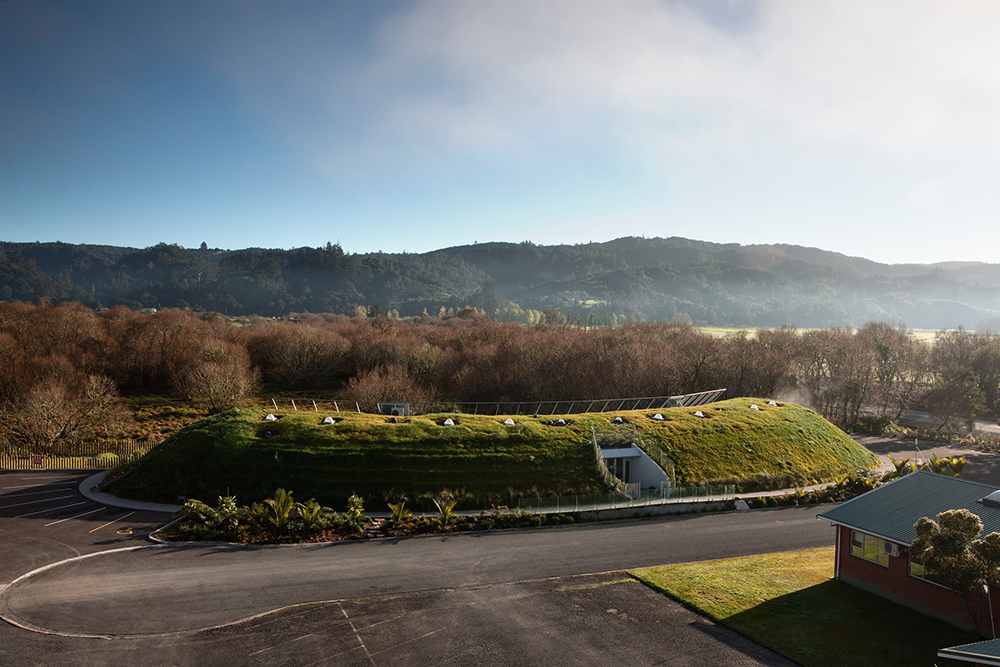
0, 471, 172, 587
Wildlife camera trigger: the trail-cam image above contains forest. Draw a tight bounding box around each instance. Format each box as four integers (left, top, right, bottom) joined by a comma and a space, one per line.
2, 237, 1000, 329
1, 301, 998, 455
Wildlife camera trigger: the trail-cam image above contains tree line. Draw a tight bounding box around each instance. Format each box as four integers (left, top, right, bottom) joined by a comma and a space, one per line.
3, 238, 1000, 328
1, 301, 998, 453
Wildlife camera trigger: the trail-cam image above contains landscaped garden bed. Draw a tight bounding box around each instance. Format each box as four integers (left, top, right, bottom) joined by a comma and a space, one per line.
156, 489, 576, 545
741, 455, 968, 509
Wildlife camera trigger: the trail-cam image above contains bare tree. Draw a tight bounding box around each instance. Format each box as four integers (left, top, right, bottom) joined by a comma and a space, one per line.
180, 340, 260, 414
341, 363, 434, 404
7, 375, 127, 454
796, 328, 877, 426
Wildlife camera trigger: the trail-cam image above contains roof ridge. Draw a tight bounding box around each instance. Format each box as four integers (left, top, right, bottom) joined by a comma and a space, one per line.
913, 468, 999, 490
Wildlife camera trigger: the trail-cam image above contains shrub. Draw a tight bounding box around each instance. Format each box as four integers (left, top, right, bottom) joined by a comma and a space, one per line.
265, 488, 295, 534
215, 495, 241, 531
850, 413, 899, 436
388, 500, 413, 526
433, 497, 458, 525
183, 498, 217, 524
345, 494, 371, 532
297, 498, 323, 530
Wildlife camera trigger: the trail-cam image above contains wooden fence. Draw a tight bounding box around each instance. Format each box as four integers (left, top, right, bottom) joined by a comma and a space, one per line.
0, 439, 154, 471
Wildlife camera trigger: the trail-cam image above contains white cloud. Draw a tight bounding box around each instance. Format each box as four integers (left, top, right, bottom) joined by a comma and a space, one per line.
372, 0, 1000, 161
61, 0, 996, 260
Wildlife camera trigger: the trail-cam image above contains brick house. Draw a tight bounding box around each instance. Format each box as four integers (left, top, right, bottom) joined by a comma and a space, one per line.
818, 470, 1000, 635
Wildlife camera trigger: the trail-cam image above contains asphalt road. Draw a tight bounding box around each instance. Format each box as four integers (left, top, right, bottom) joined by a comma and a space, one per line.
2, 505, 832, 638
0, 471, 829, 666
900, 409, 1000, 436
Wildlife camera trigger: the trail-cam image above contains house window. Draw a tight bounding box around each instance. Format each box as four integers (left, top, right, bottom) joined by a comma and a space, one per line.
850, 530, 889, 566
909, 554, 948, 587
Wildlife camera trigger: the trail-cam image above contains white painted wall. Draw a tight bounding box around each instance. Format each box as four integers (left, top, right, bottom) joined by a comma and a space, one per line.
601, 447, 669, 489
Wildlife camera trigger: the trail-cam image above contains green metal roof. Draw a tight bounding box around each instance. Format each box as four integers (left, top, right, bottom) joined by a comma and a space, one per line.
939, 638, 1000, 665
817, 470, 1000, 546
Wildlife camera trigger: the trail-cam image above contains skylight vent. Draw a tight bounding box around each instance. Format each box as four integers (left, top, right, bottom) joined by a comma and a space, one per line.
979, 490, 1000, 508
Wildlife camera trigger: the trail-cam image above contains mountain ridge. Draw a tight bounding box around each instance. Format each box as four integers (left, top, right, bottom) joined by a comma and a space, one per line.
1, 237, 998, 329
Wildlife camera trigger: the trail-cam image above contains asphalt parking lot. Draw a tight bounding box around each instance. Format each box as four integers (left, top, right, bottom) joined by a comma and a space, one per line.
0, 568, 797, 667
0, 471, 173, 587
0, 470, 814, 666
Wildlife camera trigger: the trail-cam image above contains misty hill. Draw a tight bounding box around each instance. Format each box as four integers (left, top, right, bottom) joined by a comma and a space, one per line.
1, 238, 999, 329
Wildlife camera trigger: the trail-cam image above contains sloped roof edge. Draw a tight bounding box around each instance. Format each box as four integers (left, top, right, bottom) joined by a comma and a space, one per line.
817, 470, 1000, 546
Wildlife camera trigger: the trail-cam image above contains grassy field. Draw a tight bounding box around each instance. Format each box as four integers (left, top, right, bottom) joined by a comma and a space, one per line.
119, 394, 208, 442
631, 548, 975, 667
102, 398, 875, 509
697, 326, 943, 343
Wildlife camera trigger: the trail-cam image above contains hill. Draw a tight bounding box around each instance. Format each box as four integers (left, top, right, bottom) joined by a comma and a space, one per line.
100, 399, 878, 509
644, 397, 878, 489
2, 237, 1000, 328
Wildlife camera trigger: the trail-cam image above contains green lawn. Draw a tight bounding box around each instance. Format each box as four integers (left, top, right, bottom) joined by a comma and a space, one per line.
631, 548, 977, 667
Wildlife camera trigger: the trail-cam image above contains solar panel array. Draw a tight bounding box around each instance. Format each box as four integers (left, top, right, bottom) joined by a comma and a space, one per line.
270, 389, 729, 416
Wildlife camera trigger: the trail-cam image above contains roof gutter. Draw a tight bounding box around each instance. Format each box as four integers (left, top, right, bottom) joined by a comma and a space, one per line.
937, 649, 1000, 666
819, 517, 912, 547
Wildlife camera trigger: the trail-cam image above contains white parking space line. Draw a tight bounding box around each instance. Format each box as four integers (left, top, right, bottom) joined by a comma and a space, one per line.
250, 633, 315, 656
0, 495, 74, 510
1, 488, 80, 499
15, 501, 86, 519
2, 482, 78, 489
44, 507, 106, 527
16, 475, 73, 478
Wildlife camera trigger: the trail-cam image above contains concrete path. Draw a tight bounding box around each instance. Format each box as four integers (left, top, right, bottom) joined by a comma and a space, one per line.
78, 470, 183, 513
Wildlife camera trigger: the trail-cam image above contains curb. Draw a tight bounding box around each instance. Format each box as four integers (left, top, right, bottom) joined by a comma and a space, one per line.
78, 471, 182, 514
0, 544, 168, 640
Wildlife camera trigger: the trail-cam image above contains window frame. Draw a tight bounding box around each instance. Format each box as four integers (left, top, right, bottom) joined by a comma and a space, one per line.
908, 552, 951, 589
849, 529, 889, 567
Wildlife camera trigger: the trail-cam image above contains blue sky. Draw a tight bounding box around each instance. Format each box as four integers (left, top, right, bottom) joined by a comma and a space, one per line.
1, 0, 998, 265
